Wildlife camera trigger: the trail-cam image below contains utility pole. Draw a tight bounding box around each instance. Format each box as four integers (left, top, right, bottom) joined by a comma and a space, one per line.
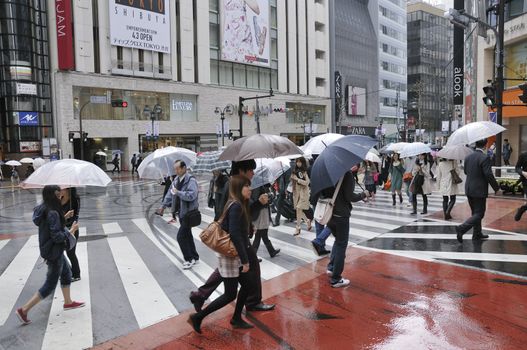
255, 98, 261, 134
495, 0, 505, 169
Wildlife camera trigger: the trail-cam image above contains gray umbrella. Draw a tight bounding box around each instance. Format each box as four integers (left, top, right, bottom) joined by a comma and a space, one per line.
219, 134, 303, 161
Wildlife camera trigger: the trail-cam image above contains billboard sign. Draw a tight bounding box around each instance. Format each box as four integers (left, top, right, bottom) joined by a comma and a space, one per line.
453, 0, 464, 105
55, 0, 75, 70
347, 86, 366, 116
220, 0, 270, 67
18, 112, 39, 126
109, 0, 170, 54
20, 141, 41, 153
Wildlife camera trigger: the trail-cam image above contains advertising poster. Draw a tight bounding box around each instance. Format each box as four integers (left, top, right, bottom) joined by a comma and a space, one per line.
220, 0, 270, 67
504, 40, 527, 88
347, 86, 366, 116
109, 0, 170, 54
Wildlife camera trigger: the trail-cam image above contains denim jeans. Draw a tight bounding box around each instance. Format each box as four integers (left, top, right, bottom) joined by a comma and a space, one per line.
313, 221, 331, 248
326, 216, 350, 284
38, 253, 72, 299
177, 223, 199, 262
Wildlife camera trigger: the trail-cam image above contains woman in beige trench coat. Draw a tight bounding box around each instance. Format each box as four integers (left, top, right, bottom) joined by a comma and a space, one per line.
291, 157, 311, 236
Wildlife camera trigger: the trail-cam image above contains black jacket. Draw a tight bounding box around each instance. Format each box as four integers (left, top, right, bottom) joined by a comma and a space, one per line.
464, 149, 499, 198
516, 151, 527, 184
62, 197, 80, 229
250, 184, 271, 222
33, 204, 70, 261
320, 171, 366, 218
217, 178, 264, 221
221, 202, 250, 265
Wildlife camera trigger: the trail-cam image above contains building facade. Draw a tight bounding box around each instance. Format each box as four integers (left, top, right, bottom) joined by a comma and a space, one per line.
0, 0, 53, 161
44, 0, 331, 166
477, 0, 527, 164
331, 0, 380, 138
407, 2, 453, 144
377, 0, 407, 139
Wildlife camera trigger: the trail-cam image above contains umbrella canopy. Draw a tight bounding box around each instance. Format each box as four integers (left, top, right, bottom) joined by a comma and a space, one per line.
20, 159, 111, 189
138, 146, 197, 179
33, 158, 46, 169
251, 158, 291, 189
399, 142, 432, 158
368, 147, 380, 156
96, 151, 107, 156
311, 135, 378, 194
20, 158, 34, 164
379, 144, 393, 154
300, 133, 344, 155
446, 121, 506, 146
386, 142, 408, 153
6, 160, 22, 166
192, 150, 231, 174
365, 151, 381, 164
219, 134, 303, 161
437, 145, 474, 160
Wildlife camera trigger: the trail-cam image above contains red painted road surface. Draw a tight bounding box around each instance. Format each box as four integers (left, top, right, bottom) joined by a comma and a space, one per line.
92, 245, 527, 350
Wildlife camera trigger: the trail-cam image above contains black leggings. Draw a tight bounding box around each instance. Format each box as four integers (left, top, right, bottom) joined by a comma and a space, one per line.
197, 272, 253, 321
253, 229, 275, 255
66, 231, 80, 279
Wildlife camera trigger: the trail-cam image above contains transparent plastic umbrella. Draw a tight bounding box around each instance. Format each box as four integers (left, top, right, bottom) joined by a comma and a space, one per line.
219, 134, 304, 161
300, 133, 344, 155
446, 121, 506, 146
33, 158, 46, 169
5, 160, 22, 166
365, 151, 381, 164
437, 145, 474, 160
251, 158, 291, 189
399, 142, 432, 158
138, 147, 197, 179
20, 158, 34, 164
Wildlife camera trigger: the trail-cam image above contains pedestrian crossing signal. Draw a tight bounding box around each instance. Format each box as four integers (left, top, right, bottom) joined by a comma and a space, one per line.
68, 132, 74, 142
482, 85, 496, 107
111, 99, 128, 108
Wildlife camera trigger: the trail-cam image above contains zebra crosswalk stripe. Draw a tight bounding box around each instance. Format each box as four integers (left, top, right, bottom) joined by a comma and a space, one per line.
0, 235, 40, 326
107, 236, 178, 328
102, 222, 123, 235
0, 239, 10, 251
42, 242, 93, 350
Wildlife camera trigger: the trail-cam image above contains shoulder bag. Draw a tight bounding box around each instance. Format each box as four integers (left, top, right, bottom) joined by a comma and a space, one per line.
199, 202, 238, 257
450, 163, 463, 185
314, 177, 343, 226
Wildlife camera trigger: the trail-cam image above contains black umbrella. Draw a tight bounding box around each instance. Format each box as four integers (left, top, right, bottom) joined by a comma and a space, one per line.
311, 135, 378, 195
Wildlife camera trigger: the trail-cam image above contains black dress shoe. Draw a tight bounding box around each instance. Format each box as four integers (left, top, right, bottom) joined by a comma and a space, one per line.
246, 303, 275, 311
311, 241, 323, 256
188, 313, 202, 333
320, 249, 331, 255
420, 211, 428, 215
270, 249, 280, 258
257, 258, 262, 262
230, 318, 254, 329
189, 292, 204, 312
472, 233, 489, 240
455, 226, 464, 243
515, 206, 527, 221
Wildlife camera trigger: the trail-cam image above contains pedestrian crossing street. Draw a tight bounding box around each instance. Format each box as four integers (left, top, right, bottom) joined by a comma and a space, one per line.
1, 188, 525, 349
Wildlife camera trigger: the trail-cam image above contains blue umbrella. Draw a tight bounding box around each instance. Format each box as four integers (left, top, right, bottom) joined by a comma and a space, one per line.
311, 135, 378, 195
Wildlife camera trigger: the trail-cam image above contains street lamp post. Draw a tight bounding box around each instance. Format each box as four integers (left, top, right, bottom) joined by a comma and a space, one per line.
215, 104, 234, 146
410, 101, 420, 142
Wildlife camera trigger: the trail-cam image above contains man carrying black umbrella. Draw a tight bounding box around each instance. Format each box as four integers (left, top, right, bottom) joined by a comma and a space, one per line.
323, 166, 370, 288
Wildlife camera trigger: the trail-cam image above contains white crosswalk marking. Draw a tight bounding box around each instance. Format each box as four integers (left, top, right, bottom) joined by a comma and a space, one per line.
102, 222, 123, 235
107, 236, 178, 328
0, 239, 10, 251
42, 242, 93, 350
0, 235, 40, 326
380, 233, 527, 241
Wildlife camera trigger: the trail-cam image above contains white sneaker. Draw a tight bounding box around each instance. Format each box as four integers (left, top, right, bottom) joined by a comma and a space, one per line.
191, 259, 199, 266
182, 261, 192, 269
331, 278, 350, 288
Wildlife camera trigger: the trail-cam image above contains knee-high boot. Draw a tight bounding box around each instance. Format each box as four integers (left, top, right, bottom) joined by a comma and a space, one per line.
392, 194, 396, 206
421, 195, 428, 214
446, 195, 456, 220
399, 193, 403, 203
442, 196, 449, 219
411, 196, 417, 215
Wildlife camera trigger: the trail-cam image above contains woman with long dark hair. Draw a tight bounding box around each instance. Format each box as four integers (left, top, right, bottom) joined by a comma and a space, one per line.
389, 153, 405, 205
410, 153, 433, 215
15, 185, 85, 325
291, 157, 311, 236
188, 175, 255, 333
61, 187, 81, 281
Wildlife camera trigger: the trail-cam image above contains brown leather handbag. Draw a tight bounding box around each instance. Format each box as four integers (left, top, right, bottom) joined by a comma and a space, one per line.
199, 202, 238, 257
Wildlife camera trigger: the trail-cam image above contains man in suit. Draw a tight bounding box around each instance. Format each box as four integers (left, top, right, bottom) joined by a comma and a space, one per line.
455, 138, 500, 242
514, 150, 527, 221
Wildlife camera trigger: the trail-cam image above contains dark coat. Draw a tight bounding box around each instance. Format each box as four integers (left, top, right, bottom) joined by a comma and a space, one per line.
221, 202, 250, 264
320, 171, 366, 218
516, 151, 527, 185
33, 204, 70, 261
464, 149, 499, 198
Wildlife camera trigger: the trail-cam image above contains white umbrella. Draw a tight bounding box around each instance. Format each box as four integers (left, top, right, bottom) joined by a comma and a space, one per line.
138, 146, 197, 179
96, 151, 107, 156
399, 142, 432, 158
251, 158, 291, 189
20, 159, 112, 189
386, 142, 408, 153
437, 145, 474, 160
365, 151, 381, 164
20, 158, 34, 164
368, 147, 380, 156
33, 158, 46, 169
300, 133, 344, 155
6, 160, 22, 166
446, 121, 506, 146
219, 134, 304, 161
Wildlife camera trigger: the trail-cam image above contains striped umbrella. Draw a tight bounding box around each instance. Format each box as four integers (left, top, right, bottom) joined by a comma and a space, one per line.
192, 150, 231, 174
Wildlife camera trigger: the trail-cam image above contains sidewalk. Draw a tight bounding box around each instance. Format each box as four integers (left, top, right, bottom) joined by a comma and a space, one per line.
92, 246, 527, 350
429, 196, 527, 233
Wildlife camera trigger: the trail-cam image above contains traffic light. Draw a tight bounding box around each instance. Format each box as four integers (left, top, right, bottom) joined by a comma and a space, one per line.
519, 83, 527, 104
68, 132, 74, 142
82, 132, 88, 142
111, 99, 128, 108
482, 84, 496, 107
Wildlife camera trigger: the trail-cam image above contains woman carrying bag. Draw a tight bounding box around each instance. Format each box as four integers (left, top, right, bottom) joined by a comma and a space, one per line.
410, 153, 433, 215
188, 175, 255, 333
15, 185, 85, 325
291, 157, 311, 236
436, 158, 462, 220
389, 153, 405, 206
61, 187, 81, 281
251, 184, 280, 258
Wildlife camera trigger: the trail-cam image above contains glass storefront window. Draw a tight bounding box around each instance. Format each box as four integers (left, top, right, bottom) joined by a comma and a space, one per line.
285, 103, 326, 124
